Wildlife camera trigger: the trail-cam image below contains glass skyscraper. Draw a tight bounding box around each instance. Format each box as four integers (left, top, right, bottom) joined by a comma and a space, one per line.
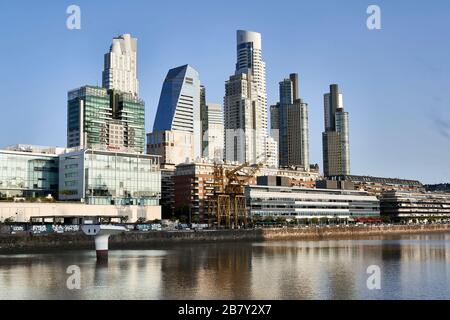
152, 64, 202, 159
68, 34, 145, 154
67, 86, 145, 154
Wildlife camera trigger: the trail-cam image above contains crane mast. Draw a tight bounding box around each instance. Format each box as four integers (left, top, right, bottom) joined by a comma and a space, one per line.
208, 156, 267, 229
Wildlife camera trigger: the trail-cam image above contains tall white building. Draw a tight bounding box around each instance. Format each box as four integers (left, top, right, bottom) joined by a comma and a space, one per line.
224, 30, 273, 166
236, 30, 267, 128
264, 135, 278, 168
204, 103, 224, 161
102, 34, 139, 97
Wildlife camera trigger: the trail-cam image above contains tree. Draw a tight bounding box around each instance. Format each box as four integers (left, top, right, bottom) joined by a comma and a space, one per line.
161, 205, 174, 220
174, 205, 190, 219
191, 215, 200, 224
136, 217, 146, 224
3, 217, 14, 224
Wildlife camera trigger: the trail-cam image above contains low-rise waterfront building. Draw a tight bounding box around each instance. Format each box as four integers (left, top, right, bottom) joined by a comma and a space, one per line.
0, 202, 161, 224
326, 175, 424, 196
0, 146, 162, 222
59, 149, 161, 206
173, 160, 321, 221
0, 145, 68, 200
246, 185, 380, 221
262, 165, 320, 188
380, 190, 450, 222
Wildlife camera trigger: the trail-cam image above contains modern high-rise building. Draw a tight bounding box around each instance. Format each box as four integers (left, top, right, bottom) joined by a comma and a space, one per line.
67, 86, 145, 154
322, 84, 350, 177
149, 65, 202, 164
270, 73, 309, 170
200, 85, 208, 157
102, 34, 139, 97
204, 103, 224, 161
224, 30, 272, 165
68, 34, 145, 154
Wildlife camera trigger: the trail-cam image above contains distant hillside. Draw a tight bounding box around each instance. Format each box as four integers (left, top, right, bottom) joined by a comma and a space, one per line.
425, 184, 450, 192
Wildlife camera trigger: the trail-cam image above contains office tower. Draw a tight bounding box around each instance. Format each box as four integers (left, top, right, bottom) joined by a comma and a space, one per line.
110, 90, 146, 152
102, 34, 139, 97
67, 86, 145, 153
204, 103, 224, 161
270, 73, 309, 170
67, 86, 110, 149
322, 84, 350, 177
200, 85, 208, 157
264, 135, 279, 168
149, 65, 201, 164
224, 30, 272, 165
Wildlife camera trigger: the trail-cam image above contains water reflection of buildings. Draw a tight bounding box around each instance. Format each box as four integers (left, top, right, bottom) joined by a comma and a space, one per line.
1, 237, 450, 300
159, 244, 253, 299
249, 241, 387, 300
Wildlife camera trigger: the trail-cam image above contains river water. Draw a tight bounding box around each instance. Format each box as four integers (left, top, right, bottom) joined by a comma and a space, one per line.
1, 233, 450, 300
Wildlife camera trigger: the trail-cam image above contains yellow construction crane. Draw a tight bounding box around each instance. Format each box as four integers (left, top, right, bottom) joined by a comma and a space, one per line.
208, 155, 268, 229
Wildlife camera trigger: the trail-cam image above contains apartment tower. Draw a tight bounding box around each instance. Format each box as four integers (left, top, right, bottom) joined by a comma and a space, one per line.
322, 84, 350, 177
270, 73, 309, 170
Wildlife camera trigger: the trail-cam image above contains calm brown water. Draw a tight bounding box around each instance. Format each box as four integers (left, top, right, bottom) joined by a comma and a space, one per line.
1, 233, 450, 300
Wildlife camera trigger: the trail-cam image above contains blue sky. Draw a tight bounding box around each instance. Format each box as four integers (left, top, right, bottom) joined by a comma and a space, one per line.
0, 0, 449, 183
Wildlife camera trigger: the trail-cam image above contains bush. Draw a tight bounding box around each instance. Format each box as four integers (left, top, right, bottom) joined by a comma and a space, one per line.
136, 217, 146, 224
3, 218, 14, 224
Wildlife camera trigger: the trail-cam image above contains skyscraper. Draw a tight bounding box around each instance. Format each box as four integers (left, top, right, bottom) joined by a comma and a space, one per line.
67, 34, 145, 154
200, 85, 208, 157
224, 30, 271, 165
148, 65, 202, 164
270, 73, 309, 170
102, 34, 139, 97
322, 84, 350, 177
67, 86, 145, 153
204, 103, 224, 161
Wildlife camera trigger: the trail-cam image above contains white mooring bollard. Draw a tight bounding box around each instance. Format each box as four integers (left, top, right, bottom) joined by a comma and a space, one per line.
81, 225, 127, 261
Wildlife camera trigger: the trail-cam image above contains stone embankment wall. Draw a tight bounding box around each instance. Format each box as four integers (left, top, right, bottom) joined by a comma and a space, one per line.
1, 225, 449, 253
